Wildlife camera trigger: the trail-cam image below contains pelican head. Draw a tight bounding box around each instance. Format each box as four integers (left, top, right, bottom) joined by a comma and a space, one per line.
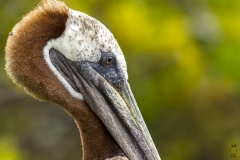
5, 0, 160, 159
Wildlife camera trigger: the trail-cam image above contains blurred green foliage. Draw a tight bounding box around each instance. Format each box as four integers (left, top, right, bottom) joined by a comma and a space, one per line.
1, 0, 240, 160
0, 135, 26, 160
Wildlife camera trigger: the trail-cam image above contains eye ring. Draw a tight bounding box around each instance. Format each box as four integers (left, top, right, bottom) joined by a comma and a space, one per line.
106, 56, 113, 65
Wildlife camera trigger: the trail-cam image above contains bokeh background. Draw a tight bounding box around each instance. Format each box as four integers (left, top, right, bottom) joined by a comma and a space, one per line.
1, 0, 240, 159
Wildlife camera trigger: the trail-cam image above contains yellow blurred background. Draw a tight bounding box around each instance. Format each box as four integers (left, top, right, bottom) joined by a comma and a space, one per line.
1, 0, 240, 160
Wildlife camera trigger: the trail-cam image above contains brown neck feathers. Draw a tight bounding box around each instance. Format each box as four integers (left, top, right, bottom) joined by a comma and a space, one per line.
5, 0, 68, 102
5, 1, 124, 159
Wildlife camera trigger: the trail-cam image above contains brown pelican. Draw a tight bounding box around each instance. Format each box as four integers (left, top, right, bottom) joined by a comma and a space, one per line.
5, 0, 161, 159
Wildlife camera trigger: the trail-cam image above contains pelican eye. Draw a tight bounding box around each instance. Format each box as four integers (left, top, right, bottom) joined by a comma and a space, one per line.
100, 52, 115, 67
106, 56, 113, 65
